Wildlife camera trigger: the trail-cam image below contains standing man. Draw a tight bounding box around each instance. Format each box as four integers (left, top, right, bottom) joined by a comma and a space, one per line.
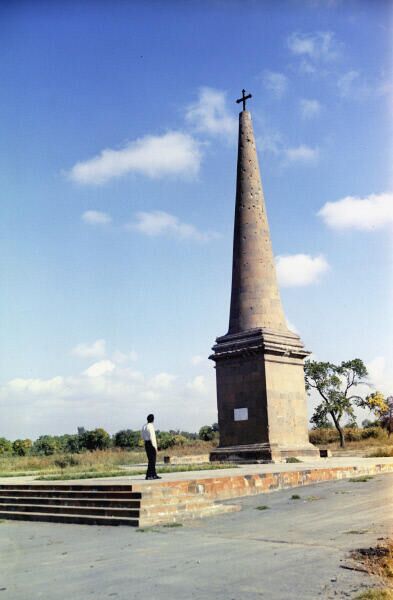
141, 414, 161, 480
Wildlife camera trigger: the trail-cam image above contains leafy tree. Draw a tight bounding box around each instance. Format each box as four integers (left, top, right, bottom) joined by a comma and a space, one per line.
198, 425, 215, 441
310, 413, 334, 429
12, 438, 33, 456
113, 429, 141, 449
59, 434, 83, 453
357, 391, 393, 436
82, 428, 111, 451
0, 437, 12, 454
32, 435, 59, 456
304, 359, 368, 448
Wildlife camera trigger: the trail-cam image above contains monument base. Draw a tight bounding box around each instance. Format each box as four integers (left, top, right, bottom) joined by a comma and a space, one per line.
210, 443, 320, 464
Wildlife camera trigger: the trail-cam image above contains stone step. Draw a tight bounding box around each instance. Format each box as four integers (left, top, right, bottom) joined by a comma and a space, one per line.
0, 503, 139, 518
0, 511, 138, 526
140, 494, 212, 507
0, 489, 141, 499
139, 500, 215, 516
0, 484, 134, 491
140, 503, 240, 527
0, 496, 140, 508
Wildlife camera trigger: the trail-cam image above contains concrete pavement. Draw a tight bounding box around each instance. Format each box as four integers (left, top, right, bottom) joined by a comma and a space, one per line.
1, 471, 391, 599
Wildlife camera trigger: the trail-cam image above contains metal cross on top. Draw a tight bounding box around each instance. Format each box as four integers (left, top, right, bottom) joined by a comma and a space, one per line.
236, 89, 252, 111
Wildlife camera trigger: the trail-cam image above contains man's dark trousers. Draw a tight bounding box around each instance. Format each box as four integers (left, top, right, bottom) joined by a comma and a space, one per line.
145, 440, 157, 478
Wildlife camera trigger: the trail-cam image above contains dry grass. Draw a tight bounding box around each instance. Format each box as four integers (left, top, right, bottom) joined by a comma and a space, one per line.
355, 590, 393, 600
352, 539, 393, 583
0, 448, 145, 475
367, 448, 393, 458
0, 442, 217, 476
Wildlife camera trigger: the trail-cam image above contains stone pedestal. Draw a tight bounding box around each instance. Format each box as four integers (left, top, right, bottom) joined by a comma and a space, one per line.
210, 328, 319, 462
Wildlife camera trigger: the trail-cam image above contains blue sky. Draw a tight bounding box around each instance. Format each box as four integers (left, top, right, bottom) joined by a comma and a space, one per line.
1, 0, 392, 439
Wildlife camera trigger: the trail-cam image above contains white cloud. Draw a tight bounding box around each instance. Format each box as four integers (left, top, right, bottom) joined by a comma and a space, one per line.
257, 130, 283, 156
7, 376, 65, 395
68, 132, 202, 185
186, 375, 208, 395
337, 70, 392, 100
318, 192, 393, 231
150, 372, 177, 390
185, 87, 237, 138
287, 31, 340, 62
82, 210, 112, 225
84, 360, 115, 378
276, 254, 330, 287
0, 361, 218, 439
299, 99, 321, 119
285, 145, 319, 164
112, 350, 138, 364
263, 71, 288, 98
127, 210, 219, 242
72, 339, 106, 359
337, 70, 359, 97
367, 357, 386, 387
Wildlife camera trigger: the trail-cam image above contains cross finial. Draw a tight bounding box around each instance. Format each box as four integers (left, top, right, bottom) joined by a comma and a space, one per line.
236, 89, 252, 111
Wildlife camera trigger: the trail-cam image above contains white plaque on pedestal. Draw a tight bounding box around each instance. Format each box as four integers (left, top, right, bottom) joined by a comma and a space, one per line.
234, 407, 248, 421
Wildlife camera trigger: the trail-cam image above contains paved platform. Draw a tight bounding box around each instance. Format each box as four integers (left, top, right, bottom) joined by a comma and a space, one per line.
1, 458, 392, 527
2, 456, 392, 486
1, 473, 391, 599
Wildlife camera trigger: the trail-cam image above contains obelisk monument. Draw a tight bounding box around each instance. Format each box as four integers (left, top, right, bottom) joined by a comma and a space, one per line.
209, 90, 319, 462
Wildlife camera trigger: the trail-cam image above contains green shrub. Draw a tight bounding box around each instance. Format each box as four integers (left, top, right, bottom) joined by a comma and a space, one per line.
343, 428, 362, 442
361, 427, 385, 440
157, 432, 176, 450
309, 428, 338, 445
113, 429, 141, 449
12, 439, 33, 456
0, 438, 12, 455
32, 436, 59, 456
54, 455, 80, 469
198, 425, 215, 441
82, 428, 111, 451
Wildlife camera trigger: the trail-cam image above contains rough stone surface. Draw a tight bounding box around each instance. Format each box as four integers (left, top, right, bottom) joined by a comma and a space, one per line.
227, 111, 287, 333
210, 110, 318, 462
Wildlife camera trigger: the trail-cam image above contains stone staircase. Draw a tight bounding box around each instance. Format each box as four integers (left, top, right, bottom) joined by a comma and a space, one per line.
0, 483, 239, 527
0, 484, 141, 526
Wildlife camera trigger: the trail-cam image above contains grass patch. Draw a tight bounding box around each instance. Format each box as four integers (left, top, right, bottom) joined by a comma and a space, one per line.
367, 448, 393, 458
305, 495, 321, 502
286, 457, 302, 463
255, 505, 270, 511
162, 522, 183, 528
349, 475, 374, 483
354, 590, 393, 600
35, 462, 237, 481
37, 470, 128, 481
291, 494, 301, 500
156, 463, 237, 473
0, 471, 54, 478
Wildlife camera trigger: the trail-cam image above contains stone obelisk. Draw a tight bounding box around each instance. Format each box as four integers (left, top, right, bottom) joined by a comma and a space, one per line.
209, 90, 319, 462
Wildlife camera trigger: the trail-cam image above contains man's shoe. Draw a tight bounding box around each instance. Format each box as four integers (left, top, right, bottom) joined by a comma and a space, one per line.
153, 475, 162, 479
145, 476, 155, 480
